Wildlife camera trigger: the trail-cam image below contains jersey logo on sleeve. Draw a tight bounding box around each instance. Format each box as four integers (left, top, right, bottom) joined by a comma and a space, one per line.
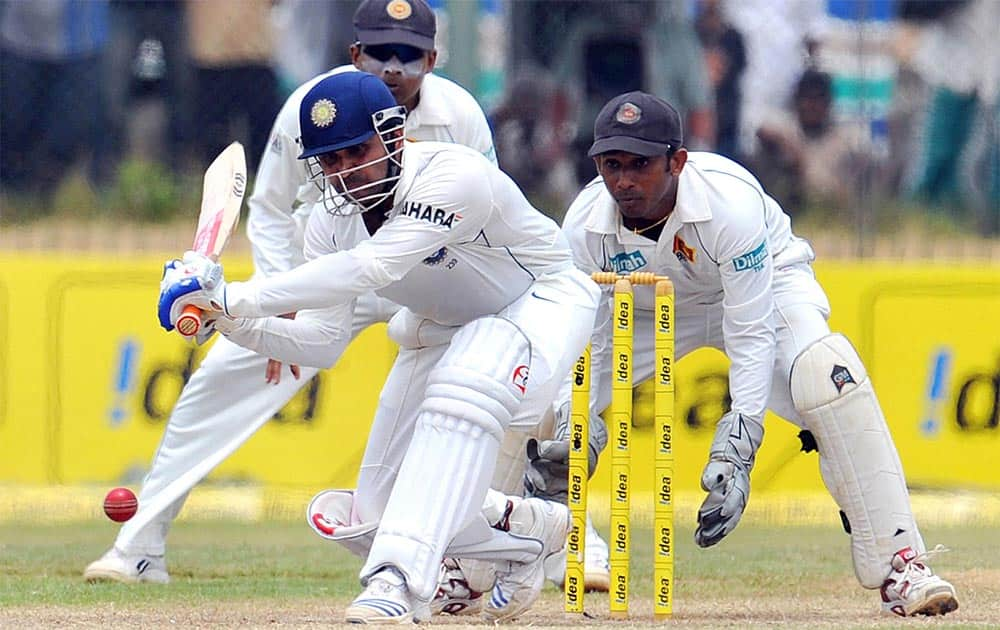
403, 201, 462, 228
609, 249, 647, 273
732, 240, 768, 272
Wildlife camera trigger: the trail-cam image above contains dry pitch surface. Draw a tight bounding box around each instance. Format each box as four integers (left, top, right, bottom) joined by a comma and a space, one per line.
1, 517, 997, 630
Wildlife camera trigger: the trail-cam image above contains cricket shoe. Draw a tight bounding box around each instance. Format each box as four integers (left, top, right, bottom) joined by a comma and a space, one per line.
582, 516, 611, 592
84, 547, 169, 584
880, 546, 959, 617
483, 497, 571, 622
543, 515, 610, 592
345, 566, 430, 624
430, 558, 486, 616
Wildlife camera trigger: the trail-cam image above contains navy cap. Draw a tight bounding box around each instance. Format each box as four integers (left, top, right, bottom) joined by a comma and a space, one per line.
354, 0, 436, 51
588, 91, 684, 157
298, 72, 399, 159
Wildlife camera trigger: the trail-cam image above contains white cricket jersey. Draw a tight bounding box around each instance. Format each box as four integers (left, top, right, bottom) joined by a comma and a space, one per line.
226, 141, 575, 328
246, 66, 496, 278
562, 152, 815, 420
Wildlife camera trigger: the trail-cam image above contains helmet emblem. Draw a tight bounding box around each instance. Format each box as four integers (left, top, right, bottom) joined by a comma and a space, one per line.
386, 0, 412, 20
310, 99, 337, 128
615, 102, 642, 124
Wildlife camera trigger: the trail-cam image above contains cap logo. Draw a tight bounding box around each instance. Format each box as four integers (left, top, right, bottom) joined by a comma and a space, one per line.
615, 102, 642, 124
310, 99, 337, 128
386, 0, 412, 20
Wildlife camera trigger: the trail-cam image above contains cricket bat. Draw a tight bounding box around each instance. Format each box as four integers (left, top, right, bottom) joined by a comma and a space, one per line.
174, 141, 247, 338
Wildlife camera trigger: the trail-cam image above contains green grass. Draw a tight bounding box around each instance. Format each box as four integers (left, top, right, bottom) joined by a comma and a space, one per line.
0, 520, 357, 606
1, 519, 996, 628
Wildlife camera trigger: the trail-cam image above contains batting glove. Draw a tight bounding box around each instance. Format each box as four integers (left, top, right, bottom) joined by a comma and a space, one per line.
157, 250, 227, 332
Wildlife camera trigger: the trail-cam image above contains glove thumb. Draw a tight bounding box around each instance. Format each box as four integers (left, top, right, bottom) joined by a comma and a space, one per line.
526, 437, 541, 462
700, 460, 735, 492
538, 439, 570, 463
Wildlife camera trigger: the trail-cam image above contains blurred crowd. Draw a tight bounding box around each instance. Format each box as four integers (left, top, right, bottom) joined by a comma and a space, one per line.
494, 0, 998, 233
1, 0, 997, 233
1, 0, 357, 198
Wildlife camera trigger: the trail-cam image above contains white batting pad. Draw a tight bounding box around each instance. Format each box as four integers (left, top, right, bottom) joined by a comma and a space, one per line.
306, 489, 377, 558
790, 333, 924, 587
361, 317, 531, 600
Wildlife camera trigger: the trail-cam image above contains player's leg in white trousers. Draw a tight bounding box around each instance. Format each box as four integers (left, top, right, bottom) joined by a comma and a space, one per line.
342, 272, 598, 623
367, 302, 609, 602
489, 402, 611, 592
84, 293, 399, 583
765, 266, 957, 616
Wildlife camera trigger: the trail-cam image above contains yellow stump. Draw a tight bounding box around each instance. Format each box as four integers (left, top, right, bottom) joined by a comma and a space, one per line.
609, 278, 633, 617
567, 272, 675, 619
565, 347, 590, 613
653, 279, 675, 618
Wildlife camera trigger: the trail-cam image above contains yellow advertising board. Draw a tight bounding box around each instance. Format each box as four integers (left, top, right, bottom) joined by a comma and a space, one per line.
0, 255, 393, 487
0, 255, 998, 495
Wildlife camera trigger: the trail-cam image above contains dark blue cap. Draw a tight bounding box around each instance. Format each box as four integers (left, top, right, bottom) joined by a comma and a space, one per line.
298, 72, 399, 159
354, 0, 436, 50
589, 91, 684, 157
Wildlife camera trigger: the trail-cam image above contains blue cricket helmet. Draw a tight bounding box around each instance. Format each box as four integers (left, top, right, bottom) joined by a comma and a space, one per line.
298, 71, 400, 159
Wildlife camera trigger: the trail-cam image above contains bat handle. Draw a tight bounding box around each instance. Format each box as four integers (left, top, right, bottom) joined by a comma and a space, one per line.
175, 304, 202, 337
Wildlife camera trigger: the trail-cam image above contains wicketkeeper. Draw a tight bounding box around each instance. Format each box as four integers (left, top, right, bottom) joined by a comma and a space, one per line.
526, 90, 959, 618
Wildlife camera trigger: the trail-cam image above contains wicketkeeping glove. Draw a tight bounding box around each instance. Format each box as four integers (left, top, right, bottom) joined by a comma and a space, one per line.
157, 250, 227, 332
523, 403, 607, 503
695, 411, 764, 548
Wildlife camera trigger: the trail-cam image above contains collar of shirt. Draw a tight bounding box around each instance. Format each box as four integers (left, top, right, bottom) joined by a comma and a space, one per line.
584, 162, 714, 239
405, 73, 453, 129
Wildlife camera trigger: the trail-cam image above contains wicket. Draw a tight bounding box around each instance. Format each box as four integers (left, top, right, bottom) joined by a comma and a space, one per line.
565, 272, 675, 618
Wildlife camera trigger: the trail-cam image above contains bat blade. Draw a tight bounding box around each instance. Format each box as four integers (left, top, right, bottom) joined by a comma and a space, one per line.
175, 142, 247, 338
192, 141, 247, 257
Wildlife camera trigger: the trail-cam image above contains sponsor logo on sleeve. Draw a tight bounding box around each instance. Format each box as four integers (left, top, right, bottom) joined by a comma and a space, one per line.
732, 240, 768, 272
403, 201, 461, 228
609, 249, 647, 273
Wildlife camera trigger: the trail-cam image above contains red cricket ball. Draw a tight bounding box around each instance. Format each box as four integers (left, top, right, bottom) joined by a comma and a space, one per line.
103, 487, 138, 522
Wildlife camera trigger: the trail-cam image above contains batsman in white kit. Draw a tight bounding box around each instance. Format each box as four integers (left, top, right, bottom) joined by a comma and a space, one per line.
155, 71, 600, 623
84, 0, 610, 596
559, 91, 959, 617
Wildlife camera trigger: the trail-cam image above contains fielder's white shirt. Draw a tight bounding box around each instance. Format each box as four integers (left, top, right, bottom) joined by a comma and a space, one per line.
223, 141, 575, 365
562, 152, 815, 420
247, 67, 496, 278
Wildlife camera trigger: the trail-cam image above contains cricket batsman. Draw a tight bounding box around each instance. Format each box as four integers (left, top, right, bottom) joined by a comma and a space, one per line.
156, 70, 600, 623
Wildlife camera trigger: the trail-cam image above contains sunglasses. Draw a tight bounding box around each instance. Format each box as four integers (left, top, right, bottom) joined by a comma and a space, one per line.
360, 43, 425, 64
357, 43, 426, 77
